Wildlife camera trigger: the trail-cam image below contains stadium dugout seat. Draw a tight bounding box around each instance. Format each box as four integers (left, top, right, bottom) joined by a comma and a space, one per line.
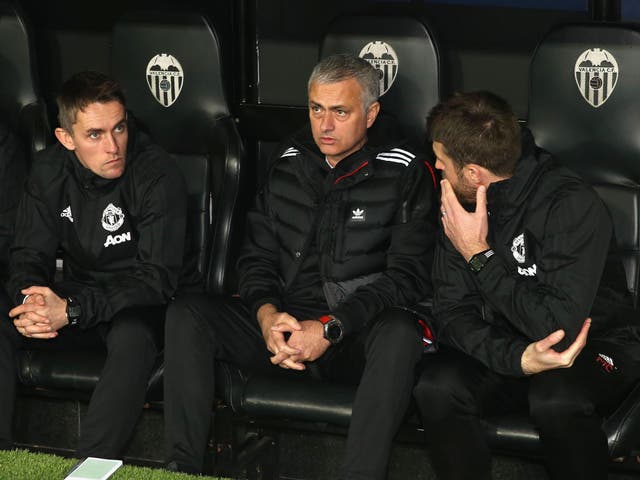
0, 1, 49, 160
111, 10, 245, 295
16, 10, 245, 407
211, 11, 442, 463
484, 22, 640, 462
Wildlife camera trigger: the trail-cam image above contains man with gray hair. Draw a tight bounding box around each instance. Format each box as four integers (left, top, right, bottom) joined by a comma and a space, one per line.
163, 53, 438, 479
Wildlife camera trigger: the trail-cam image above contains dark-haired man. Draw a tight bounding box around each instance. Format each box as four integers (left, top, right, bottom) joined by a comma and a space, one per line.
414, 91, 640, 480
0, 71, 194, 458
164, 53, 438, 479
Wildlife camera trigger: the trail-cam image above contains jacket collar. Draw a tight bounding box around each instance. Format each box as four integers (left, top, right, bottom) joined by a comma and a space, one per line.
68, 149, 113, 190
486, 127, 554, 220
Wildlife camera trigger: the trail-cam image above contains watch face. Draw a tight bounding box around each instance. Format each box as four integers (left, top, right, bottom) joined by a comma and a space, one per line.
469, 255, 485, 272
326, 323, 342, 340
67, 305, 81, 319
469, 249, 494, 273
323, 318, 344, 344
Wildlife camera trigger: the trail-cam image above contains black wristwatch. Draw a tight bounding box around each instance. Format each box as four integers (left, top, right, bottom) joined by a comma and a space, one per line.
468, 249, 495, 273
319, 315, 344, 345
66, 297, 82, 326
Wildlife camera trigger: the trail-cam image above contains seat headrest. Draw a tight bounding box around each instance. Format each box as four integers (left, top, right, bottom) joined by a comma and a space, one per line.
528, 23, 640, 185
111, 11, 230, 154
320, 15, 440, 147
0, 2, 41, 130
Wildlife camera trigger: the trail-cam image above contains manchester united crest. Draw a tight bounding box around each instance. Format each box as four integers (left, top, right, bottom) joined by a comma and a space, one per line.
359, 41, 399, 96
146, 53, 184, 107
574, 48, 619, 108
101, 203, 125, 232
511, 233, 526, 264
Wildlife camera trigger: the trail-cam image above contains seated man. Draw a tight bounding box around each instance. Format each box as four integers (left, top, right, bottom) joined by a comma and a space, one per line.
0, 122, 27, 451
0, 71, 194, 458
164, 53, 438, 479
414, 91, 640, 480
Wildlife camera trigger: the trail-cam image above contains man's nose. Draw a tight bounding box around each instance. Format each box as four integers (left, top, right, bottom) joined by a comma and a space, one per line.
104, 133, 118, 153
321, 114, 334, 132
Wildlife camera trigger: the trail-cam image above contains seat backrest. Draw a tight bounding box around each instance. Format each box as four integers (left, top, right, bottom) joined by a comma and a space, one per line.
320, 14, 440, 148
111, 11, 244, 294
0, 1, 49, 161
528, 23, 640, 305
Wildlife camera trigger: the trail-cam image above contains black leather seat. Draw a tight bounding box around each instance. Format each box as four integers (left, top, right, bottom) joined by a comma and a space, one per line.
111, 10, 245, 295
0, 1, 49, 160
485, 22, 640, 460
5, 0, 68, 395
17, 11, 246, 402
215, 13, 441, 430
112, 11, 246, 399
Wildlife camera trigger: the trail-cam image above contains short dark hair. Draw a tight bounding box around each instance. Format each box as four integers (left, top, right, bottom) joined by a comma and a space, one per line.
427, 91, 521, 176
308, 53, 379, 110
57, 71, 126, 133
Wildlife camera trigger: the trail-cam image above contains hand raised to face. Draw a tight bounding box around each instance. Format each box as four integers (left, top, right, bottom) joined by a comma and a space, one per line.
440, 179, 490, 261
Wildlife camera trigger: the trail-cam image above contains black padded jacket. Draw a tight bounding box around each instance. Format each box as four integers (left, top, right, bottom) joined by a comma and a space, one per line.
237, 121, 439, 336
433, 129, 640, 376
6, 124, 195, 328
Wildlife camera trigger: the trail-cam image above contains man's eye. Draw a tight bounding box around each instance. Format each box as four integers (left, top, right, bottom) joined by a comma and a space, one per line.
89, 132, 100, 140
311, 106, 322, 114
336, 110, 347, 117
114, 124, 126, 133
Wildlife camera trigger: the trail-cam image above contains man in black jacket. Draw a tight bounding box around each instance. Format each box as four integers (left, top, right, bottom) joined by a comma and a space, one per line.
164, 54, 438, 478
0, 71, 192, 457
413, 91, 640, 480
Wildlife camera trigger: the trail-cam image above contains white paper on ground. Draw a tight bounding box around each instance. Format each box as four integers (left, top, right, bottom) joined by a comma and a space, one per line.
64, 457, 123, 480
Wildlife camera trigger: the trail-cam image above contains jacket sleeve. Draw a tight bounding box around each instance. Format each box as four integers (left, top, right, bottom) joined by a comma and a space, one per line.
433, 233, 530, 376
237, 177, 284, 319
68, 166, 188, 328
7, 179, 59, 301
332, 159, 439, 335
436, 185, 612, 376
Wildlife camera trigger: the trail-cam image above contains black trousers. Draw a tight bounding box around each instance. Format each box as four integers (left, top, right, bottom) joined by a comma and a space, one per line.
164, 294, 424, 479
413, 343, 640, 480
0, 290, 163, 458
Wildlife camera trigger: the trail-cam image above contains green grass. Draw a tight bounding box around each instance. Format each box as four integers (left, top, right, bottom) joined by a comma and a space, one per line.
0, 449, 231, 480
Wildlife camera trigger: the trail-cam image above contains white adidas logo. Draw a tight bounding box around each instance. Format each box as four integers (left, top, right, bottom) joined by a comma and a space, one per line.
351, 208, 365, 221
60, 206, 74, 223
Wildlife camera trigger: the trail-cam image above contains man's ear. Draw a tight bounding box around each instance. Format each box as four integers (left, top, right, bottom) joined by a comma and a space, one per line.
464, 163, 482, 185
465, 163, 490, 187
366, 101, 380, 128
54, 127, 76, 151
